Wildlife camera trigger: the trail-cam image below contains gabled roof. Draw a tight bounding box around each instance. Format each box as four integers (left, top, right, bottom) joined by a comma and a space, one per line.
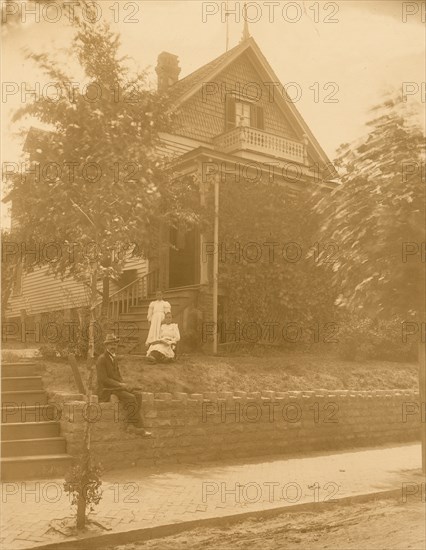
168, 37, 336, 175
168, 41, 246, 101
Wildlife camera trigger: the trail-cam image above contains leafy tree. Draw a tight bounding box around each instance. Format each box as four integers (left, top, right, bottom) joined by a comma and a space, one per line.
313, 93, 425, 468
314, 94, 424, 318
5, 2, 202, 527
217, 175, 338, 347
6, 3, 201, 357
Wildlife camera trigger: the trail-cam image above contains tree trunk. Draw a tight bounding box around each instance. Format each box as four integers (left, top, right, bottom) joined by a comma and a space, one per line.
76, 262, 98, 529
102, 275, 110, 317
88, 263, 98, 360
76, 353, 97, 529
76, 493, 86, 529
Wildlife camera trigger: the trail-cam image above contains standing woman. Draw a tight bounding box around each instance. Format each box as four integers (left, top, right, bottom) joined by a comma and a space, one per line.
146, 290, 171, 347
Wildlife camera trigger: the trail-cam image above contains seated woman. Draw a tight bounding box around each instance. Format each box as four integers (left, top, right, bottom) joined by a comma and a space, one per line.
146, 312, 180, 363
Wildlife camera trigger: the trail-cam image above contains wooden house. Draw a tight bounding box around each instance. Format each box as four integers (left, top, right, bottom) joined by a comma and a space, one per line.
4, 35, 336, 353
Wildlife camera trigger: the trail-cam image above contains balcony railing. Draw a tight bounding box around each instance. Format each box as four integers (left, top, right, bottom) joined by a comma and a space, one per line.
214, 126, 307, 164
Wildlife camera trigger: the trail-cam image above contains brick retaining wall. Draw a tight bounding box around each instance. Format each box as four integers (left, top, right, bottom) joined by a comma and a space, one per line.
50, 390, 423, 471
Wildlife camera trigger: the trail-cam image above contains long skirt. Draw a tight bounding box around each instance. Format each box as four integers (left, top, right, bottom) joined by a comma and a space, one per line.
145, 311, 165, 345
147, 340, 175, 358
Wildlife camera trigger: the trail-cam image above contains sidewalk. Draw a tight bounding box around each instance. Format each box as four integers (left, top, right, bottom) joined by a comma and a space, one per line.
0, 443, 423, 550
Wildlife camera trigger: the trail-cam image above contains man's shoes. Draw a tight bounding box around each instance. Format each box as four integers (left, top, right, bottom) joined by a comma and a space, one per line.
146, 355, 156, 363
136, 428, 152, 437
126, 425, 152, 437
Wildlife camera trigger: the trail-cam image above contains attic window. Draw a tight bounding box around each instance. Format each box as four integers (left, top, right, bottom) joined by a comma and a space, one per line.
225, 95, 264, 132
236, 101, 250, 127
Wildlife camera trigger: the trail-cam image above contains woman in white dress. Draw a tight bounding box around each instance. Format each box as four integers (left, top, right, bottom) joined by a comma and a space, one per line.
146, 312, 180, 363
145, 290, 171, 346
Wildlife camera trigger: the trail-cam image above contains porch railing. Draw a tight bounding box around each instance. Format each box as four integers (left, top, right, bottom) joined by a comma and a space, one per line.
93, 269, 159, 321
214, 126, 307, 165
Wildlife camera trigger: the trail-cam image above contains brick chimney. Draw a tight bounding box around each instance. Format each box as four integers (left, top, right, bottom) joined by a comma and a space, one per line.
155, 52, 181, 92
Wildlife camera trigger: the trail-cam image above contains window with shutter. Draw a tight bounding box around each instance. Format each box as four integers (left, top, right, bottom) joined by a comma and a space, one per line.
225, 95, 236, 131
225, 96, 264, 131
256, 105, 264, 130
236, 102, 251, 126
250, 103, 257, 127
249, 104, 264, 130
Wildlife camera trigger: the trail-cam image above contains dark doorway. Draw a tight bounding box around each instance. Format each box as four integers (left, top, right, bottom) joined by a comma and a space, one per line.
169, 226, 199, 288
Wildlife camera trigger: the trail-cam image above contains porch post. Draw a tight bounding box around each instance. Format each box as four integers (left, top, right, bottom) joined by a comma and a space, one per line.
198, 161, 208, 285
158, 223, 169, 291
213, 173, 219, 354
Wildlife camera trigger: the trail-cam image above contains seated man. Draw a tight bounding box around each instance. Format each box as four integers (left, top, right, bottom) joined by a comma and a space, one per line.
146, 312, 180, 363
96, 333, 151, 437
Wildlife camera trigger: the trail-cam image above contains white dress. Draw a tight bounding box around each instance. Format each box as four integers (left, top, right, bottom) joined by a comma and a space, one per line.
146, 300, 171, 345
147, 323, 180, 358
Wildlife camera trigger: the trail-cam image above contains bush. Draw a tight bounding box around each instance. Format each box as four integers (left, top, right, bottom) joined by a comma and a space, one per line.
39, 308, 91, 359
337, 316, 416, 362
64, 458, 103, 528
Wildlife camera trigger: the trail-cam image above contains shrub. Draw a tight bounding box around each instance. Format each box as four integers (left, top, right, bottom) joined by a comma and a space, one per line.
64, 459, 103, 528
39, 308, 91, 359
337, 316, 416, 362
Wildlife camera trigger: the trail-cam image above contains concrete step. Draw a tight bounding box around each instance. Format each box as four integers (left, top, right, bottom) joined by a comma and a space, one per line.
2, 421, 60, 440
1, 454, 72, 481
128, 302, 190, 316
2, 362, 39, 378
117, 325, 148, 341
0, 360, 73, 481
1, 376, 43, 392
1, 437, 67, 457
1, 404, 60, 424
1, 361, 37, 366
117, 314, 149, 324
1, 390, 48, 406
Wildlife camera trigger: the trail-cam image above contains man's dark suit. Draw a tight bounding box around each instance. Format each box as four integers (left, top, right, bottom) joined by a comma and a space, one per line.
96, 351, 143, 427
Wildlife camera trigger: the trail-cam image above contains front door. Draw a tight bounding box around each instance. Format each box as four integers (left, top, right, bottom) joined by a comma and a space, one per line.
168, 225, 199, 288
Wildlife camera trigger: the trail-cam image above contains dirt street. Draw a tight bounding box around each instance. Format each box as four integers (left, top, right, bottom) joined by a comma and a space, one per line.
110, 497, 425, 550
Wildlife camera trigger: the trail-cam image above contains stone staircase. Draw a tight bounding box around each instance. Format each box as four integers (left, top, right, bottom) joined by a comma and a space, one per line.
1, 361, 72, 480
116, 285, 200, 354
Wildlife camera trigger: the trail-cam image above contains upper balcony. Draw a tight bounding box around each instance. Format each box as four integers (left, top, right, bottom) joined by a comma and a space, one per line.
213, 126, 308, 165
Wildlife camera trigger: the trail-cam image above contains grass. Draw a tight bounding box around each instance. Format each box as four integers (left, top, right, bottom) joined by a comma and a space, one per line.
35, 349, 419, 395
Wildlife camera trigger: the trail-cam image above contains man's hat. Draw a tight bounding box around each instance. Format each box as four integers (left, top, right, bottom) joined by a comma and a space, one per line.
104, 333, 120, 345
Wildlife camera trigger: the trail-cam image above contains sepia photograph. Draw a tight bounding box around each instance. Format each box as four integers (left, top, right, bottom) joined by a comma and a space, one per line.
0, 1, 425, 548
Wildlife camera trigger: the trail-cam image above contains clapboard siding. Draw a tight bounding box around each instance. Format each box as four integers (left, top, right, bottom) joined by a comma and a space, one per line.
7, 266, 91, 317
119, 255, 149, 280
157, 133, 206, 159
7, 258, 148, 317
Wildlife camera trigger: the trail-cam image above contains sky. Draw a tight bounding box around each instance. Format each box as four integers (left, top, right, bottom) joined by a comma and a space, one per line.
1, 0, 425, 225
